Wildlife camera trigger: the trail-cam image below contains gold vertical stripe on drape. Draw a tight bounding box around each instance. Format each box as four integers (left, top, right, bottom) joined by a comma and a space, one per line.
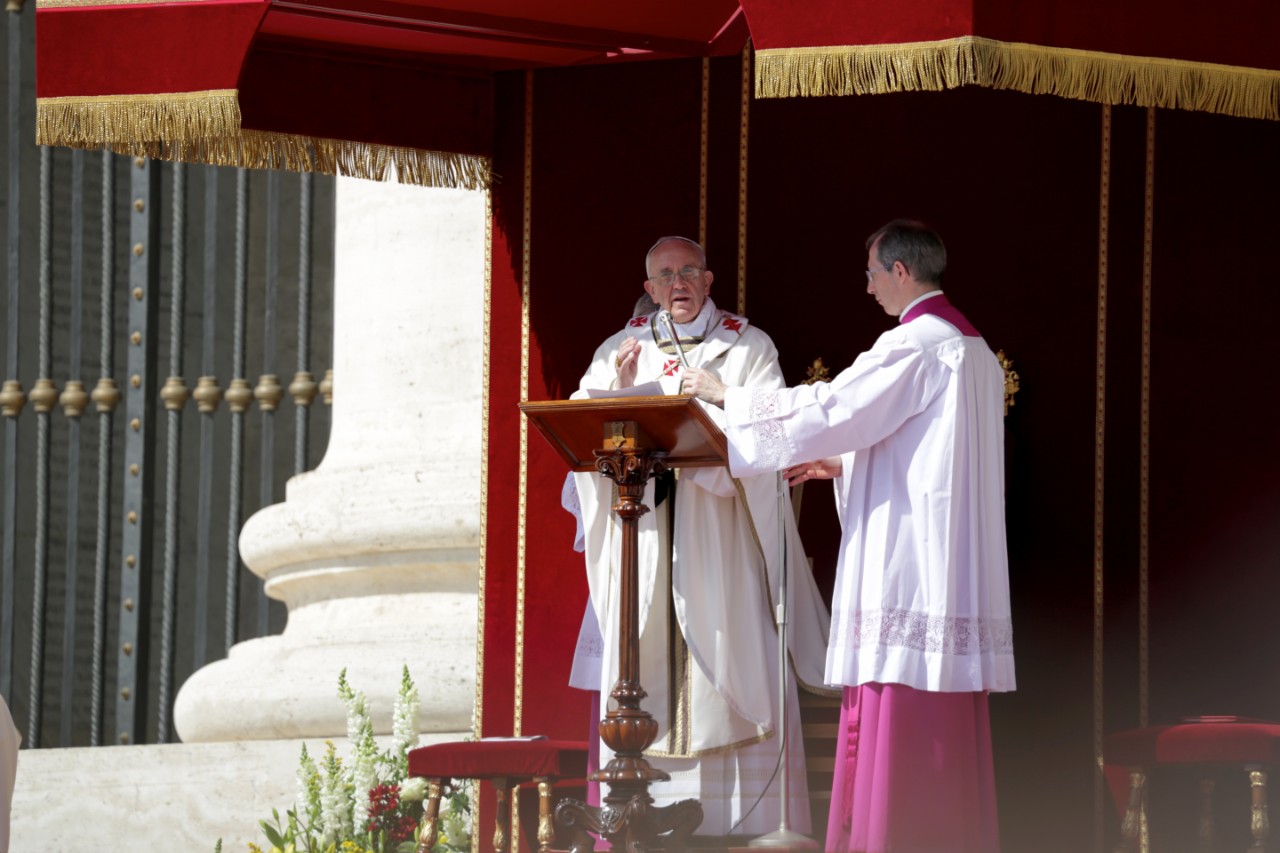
506, 68, 532, 850
1092, 102, 1112, 853
737, 42, 751, 316
514, 70, 534, 738
475, 188, 494, 742
700, 58, 710, 250
1139, 107, 1156, 733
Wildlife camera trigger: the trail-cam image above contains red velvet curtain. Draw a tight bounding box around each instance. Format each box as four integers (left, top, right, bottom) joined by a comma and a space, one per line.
741, 0, 1280, 69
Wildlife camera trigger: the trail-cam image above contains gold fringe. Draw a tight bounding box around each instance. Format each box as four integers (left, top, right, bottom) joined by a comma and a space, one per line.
37, 91, 491, 190
37, 90, 241, 147
756, 36, 1280, 121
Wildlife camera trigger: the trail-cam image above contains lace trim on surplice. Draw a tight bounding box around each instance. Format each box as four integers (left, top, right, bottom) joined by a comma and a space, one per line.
748, 388, 790, 472
574, 627, 604, 661
831, 606, 1014, 656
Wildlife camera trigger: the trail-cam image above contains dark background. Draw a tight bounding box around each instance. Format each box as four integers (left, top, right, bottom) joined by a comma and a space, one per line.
482, 53, 1280, 852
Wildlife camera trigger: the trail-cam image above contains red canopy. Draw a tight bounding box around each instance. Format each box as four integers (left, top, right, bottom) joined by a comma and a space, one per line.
742, 0, 1280, 119
35, 0, 746, 186
35, 0, 1280, 185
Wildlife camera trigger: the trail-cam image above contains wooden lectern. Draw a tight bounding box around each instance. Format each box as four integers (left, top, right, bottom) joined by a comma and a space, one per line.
519, 395, 729, 853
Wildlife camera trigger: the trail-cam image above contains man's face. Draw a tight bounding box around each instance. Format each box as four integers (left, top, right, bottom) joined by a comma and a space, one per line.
865, 241, 909, 317
644, 240, 714, 325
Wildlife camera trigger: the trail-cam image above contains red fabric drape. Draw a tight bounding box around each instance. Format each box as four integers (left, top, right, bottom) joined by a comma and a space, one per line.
741, 0, 1280, 71
36, 0, 268, 99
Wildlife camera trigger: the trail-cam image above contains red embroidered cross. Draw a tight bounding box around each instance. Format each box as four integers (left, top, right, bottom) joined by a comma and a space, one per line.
628, 316, 649, 327
662, 359, 681, 377
722, 317, 742, 332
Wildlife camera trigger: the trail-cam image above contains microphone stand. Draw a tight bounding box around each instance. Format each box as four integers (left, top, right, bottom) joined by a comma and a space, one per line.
749, 472, 818, 849
658, 310, 691, 373
664, 309, 815, 846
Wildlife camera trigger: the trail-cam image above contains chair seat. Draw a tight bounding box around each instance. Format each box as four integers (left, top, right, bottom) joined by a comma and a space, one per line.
1106, 718, 1280, 851
1106, 718, 1280, 766
407, 739, 588, 781
407, 740, 590, 853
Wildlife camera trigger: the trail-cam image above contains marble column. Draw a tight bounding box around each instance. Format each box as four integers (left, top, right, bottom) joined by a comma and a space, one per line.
174, 179, 486, 741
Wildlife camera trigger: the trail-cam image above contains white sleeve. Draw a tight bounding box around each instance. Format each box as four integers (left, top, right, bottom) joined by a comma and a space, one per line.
724, 331, 945, 476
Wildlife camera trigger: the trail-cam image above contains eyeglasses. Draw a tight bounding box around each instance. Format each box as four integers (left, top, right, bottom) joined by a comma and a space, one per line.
648, 266, 704, 286
865, 266, 889, 283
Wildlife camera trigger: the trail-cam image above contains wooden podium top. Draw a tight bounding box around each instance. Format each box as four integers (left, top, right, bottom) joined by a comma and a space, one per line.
519, 395, 729, 472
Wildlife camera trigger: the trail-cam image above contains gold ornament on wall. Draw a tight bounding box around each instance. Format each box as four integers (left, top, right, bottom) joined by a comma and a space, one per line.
59, 380, 89, 418
804, 358, 830, 385
225, 378, 253, 414
91, 377, 120, 413
0, 380, 25, 418
30, 378, 59, 414
253, 374, 283, 412
193, 376, 223, 414
995, 350, 1020, 416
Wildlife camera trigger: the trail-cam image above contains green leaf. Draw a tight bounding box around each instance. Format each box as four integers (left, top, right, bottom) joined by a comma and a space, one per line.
260, 819, 286, 849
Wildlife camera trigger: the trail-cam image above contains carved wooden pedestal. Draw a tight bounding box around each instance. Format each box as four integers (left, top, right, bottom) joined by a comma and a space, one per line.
556, 435, 703, 853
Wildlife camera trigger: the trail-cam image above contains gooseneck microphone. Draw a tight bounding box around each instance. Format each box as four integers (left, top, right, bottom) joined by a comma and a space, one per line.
657, 309, 691, 372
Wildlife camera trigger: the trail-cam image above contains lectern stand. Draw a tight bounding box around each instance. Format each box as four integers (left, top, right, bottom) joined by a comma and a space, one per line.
520, 396, 729, 853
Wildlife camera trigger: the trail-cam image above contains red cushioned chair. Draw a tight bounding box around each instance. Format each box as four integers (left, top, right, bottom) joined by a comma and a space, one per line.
1105, 717, 1280, 852
407, 739, 588, 853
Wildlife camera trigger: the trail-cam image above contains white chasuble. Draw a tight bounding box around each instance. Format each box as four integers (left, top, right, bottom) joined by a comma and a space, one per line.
571, 300, 830, 834
722, 311, 1016, 695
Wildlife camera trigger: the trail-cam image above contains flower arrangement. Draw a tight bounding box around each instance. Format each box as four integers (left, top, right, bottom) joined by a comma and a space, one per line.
239, 666, 472, 853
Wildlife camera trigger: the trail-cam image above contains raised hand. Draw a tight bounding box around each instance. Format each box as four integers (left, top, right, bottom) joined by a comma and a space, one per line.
615, 336, 641, 388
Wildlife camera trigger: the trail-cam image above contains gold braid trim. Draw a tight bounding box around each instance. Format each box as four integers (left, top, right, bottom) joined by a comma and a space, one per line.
756, 36, 1280, 121
37, 92, 491, 190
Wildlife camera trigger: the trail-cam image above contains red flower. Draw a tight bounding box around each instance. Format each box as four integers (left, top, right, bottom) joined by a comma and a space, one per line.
365, 782, 423, 843
368, 783, 402, 817
393, 814, 419, 842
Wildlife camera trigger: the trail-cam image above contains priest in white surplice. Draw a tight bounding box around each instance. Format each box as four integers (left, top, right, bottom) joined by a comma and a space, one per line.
571, 236, 831, 836
683, 221, 1014, 852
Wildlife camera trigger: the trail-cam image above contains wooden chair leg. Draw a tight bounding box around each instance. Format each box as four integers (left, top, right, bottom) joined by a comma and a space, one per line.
494, 778, 511, 853
1198, 778, 1215, 853
416, 778, 444, 853
1248, 768, 1270, 853
536, 778, 554, 853
1115, 769, 1146, 853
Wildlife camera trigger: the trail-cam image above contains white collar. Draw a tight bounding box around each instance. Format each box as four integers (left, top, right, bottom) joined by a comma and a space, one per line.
671, 297, 718, 338
898, 289, 944, 318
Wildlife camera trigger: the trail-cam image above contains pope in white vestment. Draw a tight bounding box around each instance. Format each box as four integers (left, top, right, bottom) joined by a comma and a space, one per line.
683, 221, 1014, 852
571, 237, 831, 836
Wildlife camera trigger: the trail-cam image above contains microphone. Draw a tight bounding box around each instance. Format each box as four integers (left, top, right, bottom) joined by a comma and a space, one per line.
657, 309, 691, 372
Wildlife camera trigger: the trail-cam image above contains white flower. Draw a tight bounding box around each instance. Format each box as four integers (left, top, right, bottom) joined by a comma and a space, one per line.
392, 664, 421, 763
399, 777, 428, 802
350, 716, 379, 832
442, 811, 470, 848
318, 743, 351, 844
296, 743, 322, 832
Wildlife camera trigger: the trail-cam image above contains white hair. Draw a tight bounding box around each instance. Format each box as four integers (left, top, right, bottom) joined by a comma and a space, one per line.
644, 236, 707, 276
